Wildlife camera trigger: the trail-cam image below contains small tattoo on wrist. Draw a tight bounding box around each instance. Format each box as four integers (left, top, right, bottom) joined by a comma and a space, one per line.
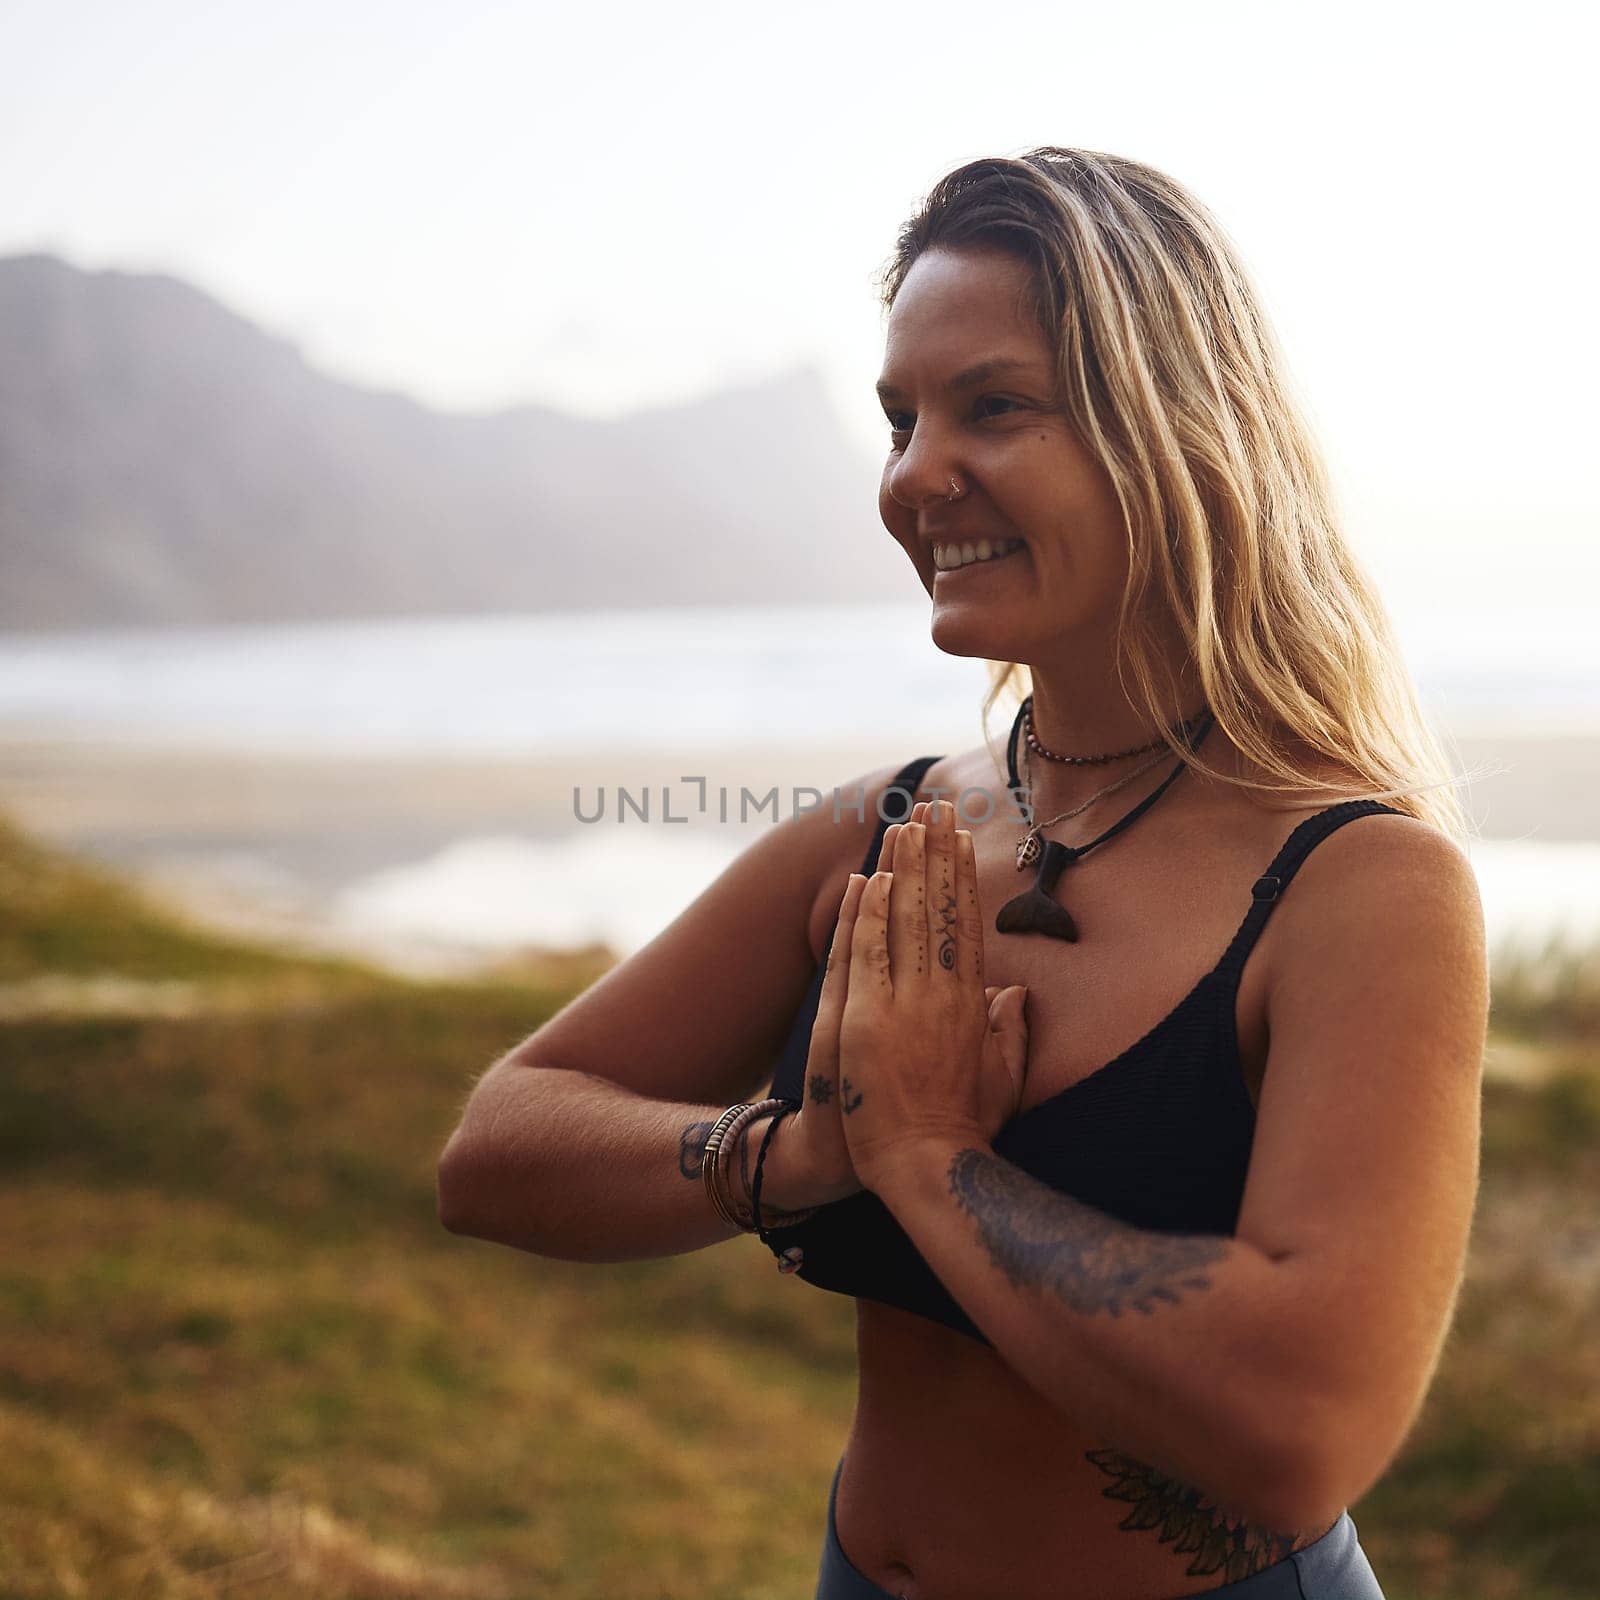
679, 1120, 714, 1180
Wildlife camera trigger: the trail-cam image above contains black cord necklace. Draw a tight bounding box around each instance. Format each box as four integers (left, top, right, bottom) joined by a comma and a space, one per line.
995, 700, 1217, 940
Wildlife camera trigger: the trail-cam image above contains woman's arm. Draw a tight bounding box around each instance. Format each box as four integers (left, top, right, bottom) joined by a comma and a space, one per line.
436, 1065, 820, 1260
844, 806, 1488, 1533
435, 760, 910, 1259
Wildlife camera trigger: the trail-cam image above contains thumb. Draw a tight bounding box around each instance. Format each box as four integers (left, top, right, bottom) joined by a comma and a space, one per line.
987, 984, 1028, 1029
990, 985, 1029, 1083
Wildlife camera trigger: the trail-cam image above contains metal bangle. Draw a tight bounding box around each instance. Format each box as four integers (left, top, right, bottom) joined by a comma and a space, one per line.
701, 1103, 750, 1229
715, 1099, 773, 1216
703, 1098, 781, 1231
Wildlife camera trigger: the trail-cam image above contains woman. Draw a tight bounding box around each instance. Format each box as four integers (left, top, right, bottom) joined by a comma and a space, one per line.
437, 148, 1489, 1599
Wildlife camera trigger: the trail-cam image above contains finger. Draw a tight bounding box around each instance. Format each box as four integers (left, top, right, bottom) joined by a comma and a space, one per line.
806, 872, 865, 1108
890, 819, 928, 978
956, 829, 985, 991
925, 798, 958, 976
876, 821, 903, 873
815, 874, 865, 1035
845, 870, 894, 1008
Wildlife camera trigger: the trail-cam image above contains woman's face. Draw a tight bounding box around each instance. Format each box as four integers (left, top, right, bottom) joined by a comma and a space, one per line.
876, 246, 1132, 666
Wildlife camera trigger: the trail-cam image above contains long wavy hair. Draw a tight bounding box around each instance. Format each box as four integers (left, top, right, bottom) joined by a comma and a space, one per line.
877, 147, 1479, 846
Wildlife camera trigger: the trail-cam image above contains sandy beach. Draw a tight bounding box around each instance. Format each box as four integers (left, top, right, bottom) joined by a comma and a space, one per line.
0, 735, 894, 972
0, 728, 1595, 976
1, 728, 1595, 1090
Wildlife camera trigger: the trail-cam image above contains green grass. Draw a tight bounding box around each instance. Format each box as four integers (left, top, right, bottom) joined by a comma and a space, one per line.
1487, 929, 1600, 1044
1, 808, 1597, 1597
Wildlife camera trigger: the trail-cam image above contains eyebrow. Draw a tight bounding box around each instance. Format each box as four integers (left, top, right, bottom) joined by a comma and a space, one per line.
874, 357, 1042, 403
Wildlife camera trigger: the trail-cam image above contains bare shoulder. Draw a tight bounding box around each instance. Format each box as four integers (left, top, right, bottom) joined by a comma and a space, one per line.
1265, 801, 1488, 1029
1193, 732, 1487, 1025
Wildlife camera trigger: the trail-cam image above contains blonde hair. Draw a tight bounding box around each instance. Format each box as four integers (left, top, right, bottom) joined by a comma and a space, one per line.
878, 147, 1480, 846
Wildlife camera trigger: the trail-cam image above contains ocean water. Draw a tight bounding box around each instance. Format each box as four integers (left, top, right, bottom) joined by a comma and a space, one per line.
0, 597, 1596, 755
318, 826, 1600, 966
1, 601, 1597, 960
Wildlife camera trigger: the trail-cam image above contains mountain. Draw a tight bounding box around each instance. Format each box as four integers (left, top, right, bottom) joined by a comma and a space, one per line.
0, 254, 909, 630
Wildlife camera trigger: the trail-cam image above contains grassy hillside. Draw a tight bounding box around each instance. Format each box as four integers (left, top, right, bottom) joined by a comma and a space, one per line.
0, 810, 1595, 1598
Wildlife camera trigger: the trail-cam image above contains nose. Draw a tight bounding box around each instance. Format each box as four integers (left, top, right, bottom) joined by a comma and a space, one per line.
885, 426, 963, 513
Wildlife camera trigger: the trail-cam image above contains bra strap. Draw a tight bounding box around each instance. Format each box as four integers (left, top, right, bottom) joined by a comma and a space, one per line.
1215, 799, 1406, 983
857, 754, 944, 875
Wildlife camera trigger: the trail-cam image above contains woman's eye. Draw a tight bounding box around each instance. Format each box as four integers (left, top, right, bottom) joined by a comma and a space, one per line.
882, 396, 1020, 443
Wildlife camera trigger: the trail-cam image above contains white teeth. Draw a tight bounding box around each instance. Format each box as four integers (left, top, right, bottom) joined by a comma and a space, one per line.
934, 537, 1022, 570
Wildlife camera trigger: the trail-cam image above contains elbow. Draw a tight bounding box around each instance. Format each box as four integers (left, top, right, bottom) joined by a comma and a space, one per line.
433, 1049, 534, 1237
1241, 1456, 1343, 1538
1247, 1397, 1375, 1535
436, 1133, 485, 1237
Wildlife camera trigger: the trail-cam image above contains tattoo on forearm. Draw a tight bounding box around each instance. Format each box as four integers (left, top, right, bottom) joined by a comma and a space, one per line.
808, 1074, 833, 1105
678, 1120, 714, 1180
841, 1077, 863, 1114
947, 1148, 1227, 1314
1084, 1447, 1306, 1579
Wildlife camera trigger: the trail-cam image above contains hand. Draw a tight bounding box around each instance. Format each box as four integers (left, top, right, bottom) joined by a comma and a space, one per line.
838, 798, 1030, 1194
765, 870, 871, 1208
757, 801, 1027, 1211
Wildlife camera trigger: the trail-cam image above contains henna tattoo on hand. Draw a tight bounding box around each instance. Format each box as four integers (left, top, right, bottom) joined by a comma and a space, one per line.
1084, 1447, 1307, 1581
935, 880, 958, 971
678, 1119, 714, 1180
947, 1148, 1227, 1315
841, 1078, 863, 1114
807, 1074, 834, 1105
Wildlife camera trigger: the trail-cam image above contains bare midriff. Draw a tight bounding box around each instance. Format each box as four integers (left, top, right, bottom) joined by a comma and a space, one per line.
833, 1300, 1335, 1600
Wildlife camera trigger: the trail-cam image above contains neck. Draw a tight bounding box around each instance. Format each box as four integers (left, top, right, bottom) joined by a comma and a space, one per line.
1018, 650, 1209, 819
1026, 679, 1201, 761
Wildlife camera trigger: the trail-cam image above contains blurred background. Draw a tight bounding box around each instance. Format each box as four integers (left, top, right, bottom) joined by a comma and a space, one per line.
1, 2, 1595, 1597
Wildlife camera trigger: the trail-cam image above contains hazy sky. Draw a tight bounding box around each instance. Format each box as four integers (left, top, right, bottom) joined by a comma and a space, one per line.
3, 0, 1594, 611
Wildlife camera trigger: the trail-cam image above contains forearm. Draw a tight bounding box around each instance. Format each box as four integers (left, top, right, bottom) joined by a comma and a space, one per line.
875, 1135, 1328, 1530
436, 1063, 818, 1262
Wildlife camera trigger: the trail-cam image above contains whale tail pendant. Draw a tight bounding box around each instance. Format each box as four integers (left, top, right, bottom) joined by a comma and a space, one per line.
995, 839, 1081, 941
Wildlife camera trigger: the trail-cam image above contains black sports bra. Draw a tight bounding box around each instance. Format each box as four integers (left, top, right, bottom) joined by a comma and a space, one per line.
760, 754, 1404, 1345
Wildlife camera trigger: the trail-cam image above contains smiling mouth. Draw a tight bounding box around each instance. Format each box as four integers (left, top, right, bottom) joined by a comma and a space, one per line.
932, 537, 1025, 573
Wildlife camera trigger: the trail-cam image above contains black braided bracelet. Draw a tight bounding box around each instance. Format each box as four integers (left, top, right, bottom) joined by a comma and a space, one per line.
750, 1100, 805, 1240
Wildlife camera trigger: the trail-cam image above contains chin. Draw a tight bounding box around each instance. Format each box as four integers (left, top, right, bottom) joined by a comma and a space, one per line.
928, 601, 1031, 662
